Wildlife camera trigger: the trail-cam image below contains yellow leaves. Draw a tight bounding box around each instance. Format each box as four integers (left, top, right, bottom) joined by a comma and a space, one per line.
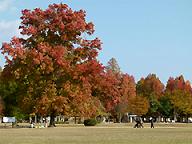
128, 96, 149, 116
52, 96, 68, 113
14, 69, 21, 79
169, 90, 192, 115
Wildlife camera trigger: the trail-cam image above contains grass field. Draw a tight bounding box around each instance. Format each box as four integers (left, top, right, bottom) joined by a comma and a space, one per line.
0, 123, 192, 144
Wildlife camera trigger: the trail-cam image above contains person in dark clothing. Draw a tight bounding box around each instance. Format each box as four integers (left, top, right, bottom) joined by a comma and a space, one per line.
134, 117, 143, 128
150, 117, 154, 128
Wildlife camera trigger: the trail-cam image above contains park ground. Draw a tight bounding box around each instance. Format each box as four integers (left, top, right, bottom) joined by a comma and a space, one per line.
0, 123, 192, 144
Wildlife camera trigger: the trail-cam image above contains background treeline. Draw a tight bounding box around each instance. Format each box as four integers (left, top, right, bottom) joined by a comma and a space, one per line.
0, 3, 191, 124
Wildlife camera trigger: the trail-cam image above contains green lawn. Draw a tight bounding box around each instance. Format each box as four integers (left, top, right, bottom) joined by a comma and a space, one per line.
0, 124, 192, 144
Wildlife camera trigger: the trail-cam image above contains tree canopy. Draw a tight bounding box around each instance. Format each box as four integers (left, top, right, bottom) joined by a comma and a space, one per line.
0, 3, 192, 123
1, 4, 103, 125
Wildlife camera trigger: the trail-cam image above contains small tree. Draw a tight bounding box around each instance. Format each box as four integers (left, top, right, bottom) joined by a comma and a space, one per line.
106, 57, 121, 74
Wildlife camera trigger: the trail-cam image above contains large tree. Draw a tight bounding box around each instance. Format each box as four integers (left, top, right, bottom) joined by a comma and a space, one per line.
136, 74, 164, 116
115, 74, 136, 122
165, 76, 192, 122
100, 58, 136, 121
1, 3, 103, 126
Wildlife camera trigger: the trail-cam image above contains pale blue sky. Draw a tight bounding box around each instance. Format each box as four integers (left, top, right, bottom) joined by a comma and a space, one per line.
0, 0, 192, 83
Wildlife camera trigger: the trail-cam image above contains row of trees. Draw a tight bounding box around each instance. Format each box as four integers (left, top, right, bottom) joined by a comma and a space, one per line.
0, 3, 191, 125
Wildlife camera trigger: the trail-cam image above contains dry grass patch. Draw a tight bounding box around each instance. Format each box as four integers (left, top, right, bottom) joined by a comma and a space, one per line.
0, 124, 192, 144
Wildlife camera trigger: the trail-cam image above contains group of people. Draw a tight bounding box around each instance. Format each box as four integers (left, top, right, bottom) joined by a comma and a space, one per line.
30, 118, 48, 128
134, 117, 154, 128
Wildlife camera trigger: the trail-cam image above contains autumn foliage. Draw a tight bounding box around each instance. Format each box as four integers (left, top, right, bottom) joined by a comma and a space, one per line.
1, 4, 103, 121
165, 76, 192, 120
1, 3, 192, 123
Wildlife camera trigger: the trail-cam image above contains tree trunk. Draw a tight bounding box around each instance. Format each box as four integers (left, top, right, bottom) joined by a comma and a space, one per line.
75, 116, 77, 124
173, 109, 177, 122
49, 113, 56, 127
35, 115, 37, 124
119, 113, 121, 123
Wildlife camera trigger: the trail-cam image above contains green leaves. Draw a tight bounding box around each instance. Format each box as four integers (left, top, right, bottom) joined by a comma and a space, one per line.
136, 74, 164, 116
159, 96, 173, 117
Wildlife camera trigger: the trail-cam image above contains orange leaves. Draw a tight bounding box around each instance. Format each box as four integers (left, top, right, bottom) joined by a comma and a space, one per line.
137, 74, 164, 99
35, 82, 69, 115
1, 3, 104, 118
135, 74, 164, 115
33, 58, 40, 65
60, 80, 98, 117
120, 74, 136, 100
36, 96, 50, 115
50, 45, 66, 63
128, 96, 149, 116
36, 95, 68, 116
165, 76, 192, 116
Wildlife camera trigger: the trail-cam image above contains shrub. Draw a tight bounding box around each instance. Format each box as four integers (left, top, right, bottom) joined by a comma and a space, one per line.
84, 118, 97, 126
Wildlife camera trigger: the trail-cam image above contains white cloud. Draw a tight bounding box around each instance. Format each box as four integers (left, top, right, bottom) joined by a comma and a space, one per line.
0, 20, 21, 68
0, 20, 21, 42
0, 0, 15, 12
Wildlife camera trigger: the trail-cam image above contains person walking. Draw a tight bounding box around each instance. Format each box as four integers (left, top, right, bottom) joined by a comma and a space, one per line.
134, 117, 143, 128
150, 117, 154, 128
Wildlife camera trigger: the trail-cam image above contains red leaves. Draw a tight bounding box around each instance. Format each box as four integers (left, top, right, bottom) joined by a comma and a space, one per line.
119, 74, 136, 101
48, 3, 68, 10
90, 38, 102, 50
19, 3, 97, 44
86, 22, 94, 35
21, 9, 30, 15
80, 38, 102, 50
1, 3, 104, 117
28, 26, 37, 35
166, 75, 192, 93
165, 76, 192, 116
1, 37, 25, 62
93, 68, 136, 113
137, 74, 164, 99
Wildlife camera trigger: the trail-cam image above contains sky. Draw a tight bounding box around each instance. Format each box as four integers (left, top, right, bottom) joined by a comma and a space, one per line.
0, 0, 192, 84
